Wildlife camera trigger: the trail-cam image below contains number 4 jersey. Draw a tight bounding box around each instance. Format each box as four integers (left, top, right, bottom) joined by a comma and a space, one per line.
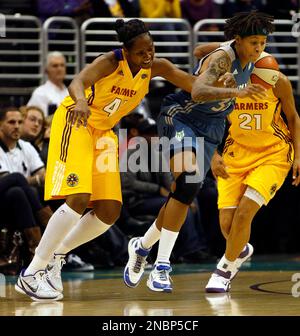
62, 49, 151, 130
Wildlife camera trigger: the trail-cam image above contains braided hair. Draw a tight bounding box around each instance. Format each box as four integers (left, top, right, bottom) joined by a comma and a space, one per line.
115, 19, 151, 49
224, 11, 275, 40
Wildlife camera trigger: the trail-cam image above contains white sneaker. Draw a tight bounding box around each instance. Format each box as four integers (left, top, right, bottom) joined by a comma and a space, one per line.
46, 254, 66, 292
123, 237, 151, 288
231, 243, 254, 280
147, 263, 172, 292
15, 269, 63, 302
205, 272, 231, 293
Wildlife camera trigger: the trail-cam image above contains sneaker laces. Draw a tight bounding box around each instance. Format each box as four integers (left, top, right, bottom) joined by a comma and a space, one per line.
132, 253, 147, 273
48, 256, 66, 277
156, 266, 172, 282
53, 258, 66, 276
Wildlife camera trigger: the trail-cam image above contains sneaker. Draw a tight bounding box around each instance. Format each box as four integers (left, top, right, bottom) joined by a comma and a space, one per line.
46, 254, 66, 292
123, 237, 150, 288
64, 253, 94, 272
147, 263, 173, 292
15, 269, 63, 302
231, 243, 254, 280
205, 271, 231, 293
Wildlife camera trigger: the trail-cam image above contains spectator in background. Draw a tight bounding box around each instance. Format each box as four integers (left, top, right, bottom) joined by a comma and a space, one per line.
0, 108, 46, 192
139, 0, 183, 65
220, 0, 264, 18
180, 0, 218, 29
37, 0, 93, 24
0, 107, 51, 272
27, 52, 68, 117
20, 105, 53, 166
139, 0, 181, 19
20, 106, 45, 154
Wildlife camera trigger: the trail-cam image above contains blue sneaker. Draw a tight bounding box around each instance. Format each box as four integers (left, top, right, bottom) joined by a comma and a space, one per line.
123, 237, 150, 288
147, 263, 172, 292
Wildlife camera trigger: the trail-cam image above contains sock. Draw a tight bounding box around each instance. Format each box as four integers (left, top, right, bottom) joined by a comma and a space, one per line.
141, 221, 161, 250
55, 210, 111, 254
24, 254, 49, 276
216, 255, 236, 278
25, 203, 81, 275
155, 228, 179, 265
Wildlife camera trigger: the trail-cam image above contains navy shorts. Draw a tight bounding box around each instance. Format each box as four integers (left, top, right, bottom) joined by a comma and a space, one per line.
157, 100, 226, 179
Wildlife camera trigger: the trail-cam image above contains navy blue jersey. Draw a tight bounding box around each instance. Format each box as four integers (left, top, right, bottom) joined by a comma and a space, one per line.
164, 41, 254, 122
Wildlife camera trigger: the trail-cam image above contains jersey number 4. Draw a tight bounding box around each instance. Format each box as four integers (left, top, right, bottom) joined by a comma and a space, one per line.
103, 98, 123, 116
239, 113, 262, 130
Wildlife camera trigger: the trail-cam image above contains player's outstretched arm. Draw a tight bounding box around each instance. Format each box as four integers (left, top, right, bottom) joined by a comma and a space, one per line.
151, 58, 197, 93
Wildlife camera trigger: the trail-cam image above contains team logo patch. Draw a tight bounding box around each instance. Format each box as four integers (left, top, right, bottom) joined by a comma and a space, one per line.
66, 173, 79, 187
270, 183, 277, 196
175, 130, 185, 142
141, 74, 148, 79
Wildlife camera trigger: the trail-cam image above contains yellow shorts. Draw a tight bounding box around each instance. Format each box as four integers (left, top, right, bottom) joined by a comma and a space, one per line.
44, 105, 122, 203
217, 140, 293, 208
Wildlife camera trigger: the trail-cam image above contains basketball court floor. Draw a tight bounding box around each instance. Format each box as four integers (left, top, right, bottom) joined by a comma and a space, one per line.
1, 255, 300, 316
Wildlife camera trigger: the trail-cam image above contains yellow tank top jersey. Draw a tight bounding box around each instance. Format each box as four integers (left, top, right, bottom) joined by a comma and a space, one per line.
228, 88, 292, 149
62, 49, 151, 130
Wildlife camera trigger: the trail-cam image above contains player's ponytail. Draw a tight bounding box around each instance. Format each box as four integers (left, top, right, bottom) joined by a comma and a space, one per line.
115, 19, 151, 49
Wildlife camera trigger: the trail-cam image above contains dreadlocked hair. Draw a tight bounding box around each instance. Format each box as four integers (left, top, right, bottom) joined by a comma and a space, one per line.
224, 11, 275, 40
115, 19, 151, 49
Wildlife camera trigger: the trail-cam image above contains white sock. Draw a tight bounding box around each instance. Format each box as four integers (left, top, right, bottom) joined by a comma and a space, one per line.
155, 228, 179, 265
141, 221, 161, 250
25, 203, 81, 275
217, 255, 235, 273
24, 254, 48, 276
55, 210, 111, 254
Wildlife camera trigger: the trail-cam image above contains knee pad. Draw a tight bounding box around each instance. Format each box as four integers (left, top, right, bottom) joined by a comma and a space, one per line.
170, 171, 202, 205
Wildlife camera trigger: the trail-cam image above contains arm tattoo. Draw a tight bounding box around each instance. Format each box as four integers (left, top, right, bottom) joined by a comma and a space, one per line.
191, 53, 237, 102
206, 55, 231, 85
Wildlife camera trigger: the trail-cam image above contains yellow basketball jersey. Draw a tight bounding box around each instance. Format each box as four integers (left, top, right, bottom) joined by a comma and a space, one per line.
62, 49, 151, 130
228, 88, 292, 148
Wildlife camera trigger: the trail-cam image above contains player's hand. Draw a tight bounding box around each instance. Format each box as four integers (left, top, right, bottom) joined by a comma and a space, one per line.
211, 152, 229, 180
219, 72, 236, 88
292, 157, 300, 186
237, 84, 267, 101
68, 98, 91, 128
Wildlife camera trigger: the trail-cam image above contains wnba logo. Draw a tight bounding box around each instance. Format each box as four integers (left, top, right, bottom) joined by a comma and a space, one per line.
0, 13, 5, 37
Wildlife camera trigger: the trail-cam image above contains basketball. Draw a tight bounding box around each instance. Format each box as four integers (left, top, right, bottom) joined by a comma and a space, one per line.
250, 52, 280, 89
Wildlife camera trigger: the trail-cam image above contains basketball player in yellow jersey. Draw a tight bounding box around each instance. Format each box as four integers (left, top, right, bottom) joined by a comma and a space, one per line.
195, 45, 300, 292
15, 18, 197, 302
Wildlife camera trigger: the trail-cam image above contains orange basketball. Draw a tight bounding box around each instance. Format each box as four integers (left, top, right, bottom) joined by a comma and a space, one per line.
250, 52, 280, 89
